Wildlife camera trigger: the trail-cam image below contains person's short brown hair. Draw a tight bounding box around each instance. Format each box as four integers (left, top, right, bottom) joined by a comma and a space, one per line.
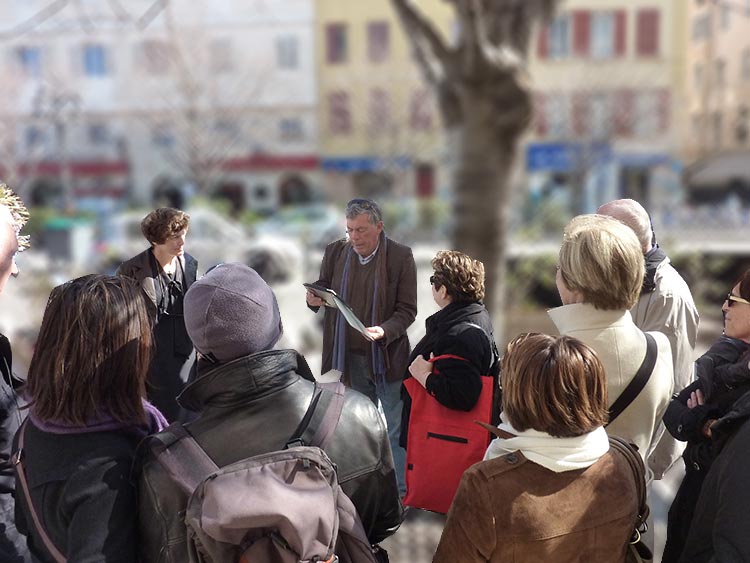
501, 333, 609, 438
141, 207, 189, 245
431, 250, 485, 303
558, 214, 644, 310
25, 275, 153, 425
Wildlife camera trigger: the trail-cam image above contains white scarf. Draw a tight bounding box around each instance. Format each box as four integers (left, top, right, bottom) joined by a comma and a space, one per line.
484, 412, 610, 473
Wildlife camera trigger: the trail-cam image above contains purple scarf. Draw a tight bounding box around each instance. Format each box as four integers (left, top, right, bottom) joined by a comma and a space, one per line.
28, 399, 168, 441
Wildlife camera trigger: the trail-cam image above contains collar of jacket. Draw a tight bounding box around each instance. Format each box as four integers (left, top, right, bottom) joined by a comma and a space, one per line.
177, 349, 304, 412
425, 300, 486, 333
642, 246, 668, 294
548, 303, 632, 334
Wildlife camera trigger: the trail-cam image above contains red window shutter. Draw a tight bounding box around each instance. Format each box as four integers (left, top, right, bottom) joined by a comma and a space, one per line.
537, 25, 549, 59
637, 9, 660, 57
615, 11, 627, 57
614, 89, 634, 137
657, 89, 670, 132
572, 92, 589, 137
534, 93, 548, 137
573, 11, 591, 57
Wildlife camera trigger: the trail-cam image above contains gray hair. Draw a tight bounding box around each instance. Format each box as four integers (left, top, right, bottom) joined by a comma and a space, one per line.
345, 198, 382, 225
596, 199, 652, 253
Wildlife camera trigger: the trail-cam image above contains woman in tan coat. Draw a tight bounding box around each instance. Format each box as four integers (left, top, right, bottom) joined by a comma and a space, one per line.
433, 333, 639, 563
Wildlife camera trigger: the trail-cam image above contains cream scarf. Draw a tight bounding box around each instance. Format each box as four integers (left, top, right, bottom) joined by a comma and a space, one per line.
484, 412, 610, 473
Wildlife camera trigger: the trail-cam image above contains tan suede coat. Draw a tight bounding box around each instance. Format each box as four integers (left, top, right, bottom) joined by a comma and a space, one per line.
433, 449, 638, 563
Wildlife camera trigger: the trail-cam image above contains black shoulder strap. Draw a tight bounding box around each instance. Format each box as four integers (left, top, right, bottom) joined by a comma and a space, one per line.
607, 333, 657, 426
286, 381, 346, 450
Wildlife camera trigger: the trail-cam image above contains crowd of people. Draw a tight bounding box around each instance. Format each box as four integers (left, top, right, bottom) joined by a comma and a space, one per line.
0, 188, 748, 562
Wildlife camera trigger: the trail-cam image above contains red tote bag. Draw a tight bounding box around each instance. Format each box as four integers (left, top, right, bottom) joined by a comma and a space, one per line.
402, 354, 494, 514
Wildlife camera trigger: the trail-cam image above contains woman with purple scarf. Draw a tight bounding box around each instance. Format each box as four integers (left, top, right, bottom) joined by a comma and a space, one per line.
12, 275, 167, 562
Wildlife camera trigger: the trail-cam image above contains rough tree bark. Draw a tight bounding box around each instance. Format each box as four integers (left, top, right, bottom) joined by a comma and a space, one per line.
391, 0, 558, 340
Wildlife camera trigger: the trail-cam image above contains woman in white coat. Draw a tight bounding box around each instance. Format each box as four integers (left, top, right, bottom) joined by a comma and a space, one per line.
548, 214, 673, 464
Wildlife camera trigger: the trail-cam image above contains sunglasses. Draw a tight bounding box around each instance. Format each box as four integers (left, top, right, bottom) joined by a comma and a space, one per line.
429, 275, 438, 287
726, 293, 750, 307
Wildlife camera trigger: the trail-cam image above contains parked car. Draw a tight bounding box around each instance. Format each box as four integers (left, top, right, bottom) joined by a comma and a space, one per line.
255, 204, 342, 250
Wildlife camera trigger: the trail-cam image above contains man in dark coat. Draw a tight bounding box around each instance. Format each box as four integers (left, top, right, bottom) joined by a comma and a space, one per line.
306, 198, 417, 495
0, 184, 31, 561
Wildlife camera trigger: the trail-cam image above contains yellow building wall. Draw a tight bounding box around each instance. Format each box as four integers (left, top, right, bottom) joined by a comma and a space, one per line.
316, 0, 453, 161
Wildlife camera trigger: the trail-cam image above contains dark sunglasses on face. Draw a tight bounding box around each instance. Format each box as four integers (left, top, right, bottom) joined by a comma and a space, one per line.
726, 293, 750, 307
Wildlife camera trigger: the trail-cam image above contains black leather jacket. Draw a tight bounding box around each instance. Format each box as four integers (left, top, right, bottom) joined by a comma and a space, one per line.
137, 349, 403, 562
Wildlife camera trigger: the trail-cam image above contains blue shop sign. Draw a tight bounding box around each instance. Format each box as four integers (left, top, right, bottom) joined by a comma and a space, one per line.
526, 143, 581, 172
321, 156, 411, 172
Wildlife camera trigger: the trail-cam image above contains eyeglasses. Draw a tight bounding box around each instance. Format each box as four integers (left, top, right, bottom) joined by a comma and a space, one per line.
726, 293, 750, 307
429, 275, 441, 287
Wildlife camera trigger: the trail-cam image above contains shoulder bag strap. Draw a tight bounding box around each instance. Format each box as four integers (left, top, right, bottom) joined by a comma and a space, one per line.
607, 333, 658, 426
608, 435, 650, 535
286, 381, 346, 451
12, 420, 67, 563
150, 422, 220, 495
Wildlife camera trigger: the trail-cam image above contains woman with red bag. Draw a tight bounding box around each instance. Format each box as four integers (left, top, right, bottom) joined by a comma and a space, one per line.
399, 250, 499, 514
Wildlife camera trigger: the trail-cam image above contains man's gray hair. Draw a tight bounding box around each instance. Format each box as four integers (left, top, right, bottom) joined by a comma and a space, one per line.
345, 198, 382, 225
596, 198, 652, 253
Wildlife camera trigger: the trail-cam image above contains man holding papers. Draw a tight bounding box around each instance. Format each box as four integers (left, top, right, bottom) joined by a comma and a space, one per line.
306, 198, 417, 495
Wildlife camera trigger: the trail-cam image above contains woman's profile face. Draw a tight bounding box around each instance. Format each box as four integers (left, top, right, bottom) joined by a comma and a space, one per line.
723, 283, 750, 342
153, 228, 187, 259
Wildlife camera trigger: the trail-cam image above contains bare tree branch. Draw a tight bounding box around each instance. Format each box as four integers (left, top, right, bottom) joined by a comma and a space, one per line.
391, 0, 451, 62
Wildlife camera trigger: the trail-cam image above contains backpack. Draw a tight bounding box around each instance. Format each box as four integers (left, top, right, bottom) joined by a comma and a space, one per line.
148, 381, 381, 563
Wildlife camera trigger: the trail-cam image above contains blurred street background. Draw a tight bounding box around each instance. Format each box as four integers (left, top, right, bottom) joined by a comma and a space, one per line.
0, 1, 747, 561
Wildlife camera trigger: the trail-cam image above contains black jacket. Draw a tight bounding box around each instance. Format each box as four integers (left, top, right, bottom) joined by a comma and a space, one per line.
399, 301, 498, 448
679, 389, 750, 562
137, 348, 403, 563
13, 421, 139, 562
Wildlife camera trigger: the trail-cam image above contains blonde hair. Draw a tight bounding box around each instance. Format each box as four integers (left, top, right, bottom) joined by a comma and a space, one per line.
502, 333, 609, 438
558, 214, 644, 310
431, 250, 485, 303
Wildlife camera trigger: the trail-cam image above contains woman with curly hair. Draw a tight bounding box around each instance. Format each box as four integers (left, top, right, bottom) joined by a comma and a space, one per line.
400, 250, 499, 512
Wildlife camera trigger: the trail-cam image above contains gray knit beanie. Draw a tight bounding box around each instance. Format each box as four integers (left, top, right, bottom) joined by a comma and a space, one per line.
184, 263, 282, 363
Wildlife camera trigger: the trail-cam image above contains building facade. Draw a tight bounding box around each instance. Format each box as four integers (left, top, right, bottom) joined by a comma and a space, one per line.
315, 0, 452, 203
525, 0, 688, 217
2, 0, 319, 214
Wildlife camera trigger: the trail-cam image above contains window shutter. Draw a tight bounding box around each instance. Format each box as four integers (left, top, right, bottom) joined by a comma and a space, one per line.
657, 89, 670, 132
537, 26, 549, 59
614, 89, 634, 137
637, 9, 660, 57
534, 93, 548, 137
614, 11, 627, 57
573, 11, 591, 57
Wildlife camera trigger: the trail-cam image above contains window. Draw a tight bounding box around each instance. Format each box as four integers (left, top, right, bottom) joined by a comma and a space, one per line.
716, 58, 726, 88
636, 9, 660, 57
713, 112, 723, 149
692, 14, 711, 42
368, 89, 390, 133
152, 125, 175, 148
88, 123, 109, 144
276, 35, 299, 69
548, 15, 570, 59
591, 13, 615, 59
742, 50, 750, 81
367, 21, 389, 62
140, 40, 170, 74
16, 46, 42, 76
209, 38, 233, 72
213, 119, 239, 139
589, 93, 612, 138
722, 3, 731, 30
546, 94, 570, 138
279, 118, 304, 141
328, 91, 351, 134
736, 106, 749, 144
694, 63, 704, 91
25, 125, 45, 149
326, 23, 347, 64
634, 92, 659, 138
409, 88, 433, 131
83, 44, 108, 76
